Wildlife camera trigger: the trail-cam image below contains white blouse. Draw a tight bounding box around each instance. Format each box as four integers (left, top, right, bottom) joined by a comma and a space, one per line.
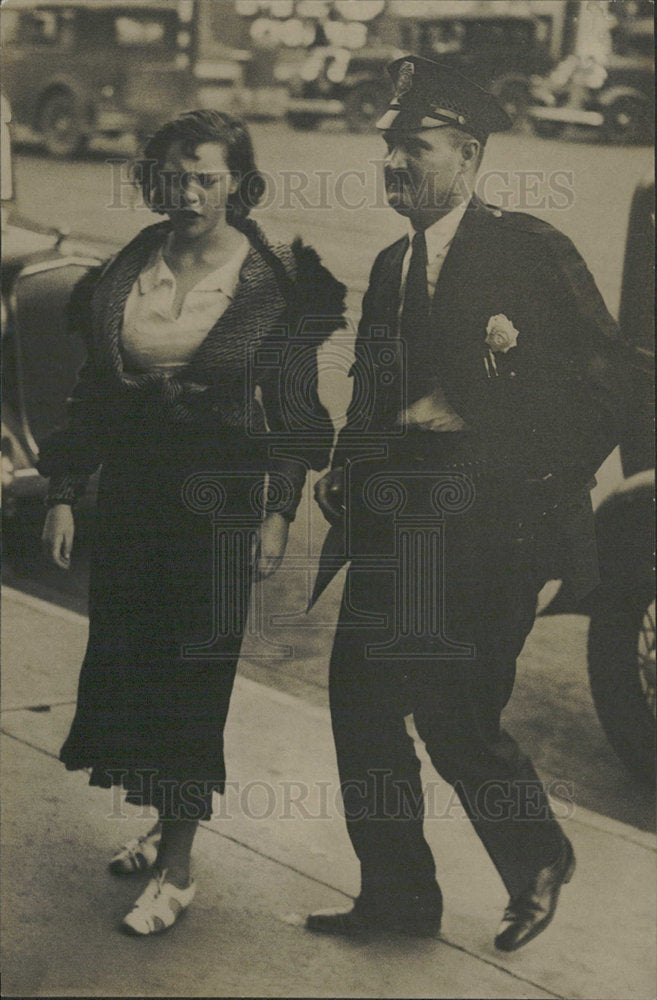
121, 235, 250, 374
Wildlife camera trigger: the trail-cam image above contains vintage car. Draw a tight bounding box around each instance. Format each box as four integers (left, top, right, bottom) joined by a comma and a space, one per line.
1, 95, 111, 513
1, 0, 198, 157
543, 172, 655, 785
285, 7, 553, 132
528, 14, 654, 144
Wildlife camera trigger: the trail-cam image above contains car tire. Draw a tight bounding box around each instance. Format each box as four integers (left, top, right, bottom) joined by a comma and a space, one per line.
587, 593, 656, 785
344, 83, 387, 134
39, 92, 87, 158
602, 95, 651, 145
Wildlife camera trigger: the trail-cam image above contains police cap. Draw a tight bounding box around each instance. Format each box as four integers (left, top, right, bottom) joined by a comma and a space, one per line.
377, 54, 511, 141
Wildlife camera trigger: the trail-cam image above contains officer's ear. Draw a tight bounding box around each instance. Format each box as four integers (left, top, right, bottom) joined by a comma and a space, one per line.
460, 137, 481, 171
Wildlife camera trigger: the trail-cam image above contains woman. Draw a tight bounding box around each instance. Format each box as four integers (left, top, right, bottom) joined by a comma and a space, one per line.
40, 110, 345, 935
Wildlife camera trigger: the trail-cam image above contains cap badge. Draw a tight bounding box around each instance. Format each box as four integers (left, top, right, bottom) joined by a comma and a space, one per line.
394, 60, 415, 100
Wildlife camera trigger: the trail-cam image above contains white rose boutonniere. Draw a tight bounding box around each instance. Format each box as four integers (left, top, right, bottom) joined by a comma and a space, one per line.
483, 314, 519, 377
486, 314, 519, 353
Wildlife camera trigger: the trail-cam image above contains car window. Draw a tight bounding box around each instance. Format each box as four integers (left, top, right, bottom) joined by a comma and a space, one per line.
425, 22, 465, 57
16, 8, 76, 48
466, 20, 532, 50
509, 21, 534, 46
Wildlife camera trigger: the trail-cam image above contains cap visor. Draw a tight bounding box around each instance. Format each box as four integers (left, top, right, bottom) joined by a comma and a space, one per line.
377, 108, 453, 131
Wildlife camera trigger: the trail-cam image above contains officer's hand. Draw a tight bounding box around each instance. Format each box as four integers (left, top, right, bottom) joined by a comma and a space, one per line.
42, 504, 75, 570
314, 467, 345, 525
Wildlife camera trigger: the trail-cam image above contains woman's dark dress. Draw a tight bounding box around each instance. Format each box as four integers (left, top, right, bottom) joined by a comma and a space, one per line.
39, 221, 345, 819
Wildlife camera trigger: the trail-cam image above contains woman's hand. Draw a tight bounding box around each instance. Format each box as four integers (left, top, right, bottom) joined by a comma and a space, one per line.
253, 512, 289, 580
42, 504, 75, 570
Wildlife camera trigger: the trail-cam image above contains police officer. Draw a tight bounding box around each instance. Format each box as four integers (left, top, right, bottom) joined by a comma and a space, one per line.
308, 56, 629, 950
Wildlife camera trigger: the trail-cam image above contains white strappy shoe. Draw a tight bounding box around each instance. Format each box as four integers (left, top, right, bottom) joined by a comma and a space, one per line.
108, 831, 161, 875
121, 869, 196, 935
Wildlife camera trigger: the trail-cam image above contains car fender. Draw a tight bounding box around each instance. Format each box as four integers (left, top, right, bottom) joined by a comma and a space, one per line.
8, 255, 103, 457
597, 85, 650, 108
592, 470, 655, 595
2, 404, 34, 480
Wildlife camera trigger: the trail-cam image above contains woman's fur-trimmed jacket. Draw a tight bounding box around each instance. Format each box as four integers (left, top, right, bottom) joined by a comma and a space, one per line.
38, 221, 347, 519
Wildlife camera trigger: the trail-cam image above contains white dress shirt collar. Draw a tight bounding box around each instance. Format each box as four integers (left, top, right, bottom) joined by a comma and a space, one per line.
408, 199, 468, 257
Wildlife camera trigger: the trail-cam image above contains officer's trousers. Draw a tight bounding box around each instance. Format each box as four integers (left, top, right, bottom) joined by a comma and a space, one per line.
329, 447, 566, 904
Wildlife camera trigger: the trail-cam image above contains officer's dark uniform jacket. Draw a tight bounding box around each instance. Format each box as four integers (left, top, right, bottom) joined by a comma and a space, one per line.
320, 196, 630, 603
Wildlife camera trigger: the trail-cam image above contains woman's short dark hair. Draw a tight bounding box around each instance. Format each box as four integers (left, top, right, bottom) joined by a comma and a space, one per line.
134, 109, 265, 225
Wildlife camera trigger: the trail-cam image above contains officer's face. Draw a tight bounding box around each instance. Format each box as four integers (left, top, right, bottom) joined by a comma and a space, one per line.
382, 127, 466, 219
158, 140, 238, 239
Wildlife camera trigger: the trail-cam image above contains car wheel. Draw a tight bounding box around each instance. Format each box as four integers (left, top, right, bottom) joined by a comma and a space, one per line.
602, 95, 651, 145
39, 92, 87, 158
587, 594, 656, 785
286, 112, 321, 131
344, 83, 387, 134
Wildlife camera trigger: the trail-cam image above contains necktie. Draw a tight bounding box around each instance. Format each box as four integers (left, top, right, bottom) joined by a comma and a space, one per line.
400, 230, 432, 403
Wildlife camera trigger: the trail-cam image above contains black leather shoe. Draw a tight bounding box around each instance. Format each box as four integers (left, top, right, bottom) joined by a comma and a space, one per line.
307, 893, 442, 939
494, 837, 576, 952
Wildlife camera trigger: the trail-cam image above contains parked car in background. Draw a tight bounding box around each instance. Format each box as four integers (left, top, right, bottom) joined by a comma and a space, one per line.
544, 171, 655, 785
1, 96, 110, 511
286, 7, 554, 132
1, 0, 198, 156
529, 13, 653, 143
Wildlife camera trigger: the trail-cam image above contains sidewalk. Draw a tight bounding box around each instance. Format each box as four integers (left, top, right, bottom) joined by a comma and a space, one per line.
2, 585, 656, 999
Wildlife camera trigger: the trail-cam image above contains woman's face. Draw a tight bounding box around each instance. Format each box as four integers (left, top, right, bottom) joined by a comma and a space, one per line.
158, 139, 239, 239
